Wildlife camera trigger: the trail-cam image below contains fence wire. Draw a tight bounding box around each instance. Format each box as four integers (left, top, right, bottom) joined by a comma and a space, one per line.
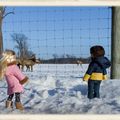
3, 7, 111, 77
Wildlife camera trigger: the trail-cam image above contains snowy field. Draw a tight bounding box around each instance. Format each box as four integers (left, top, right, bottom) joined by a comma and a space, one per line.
0, 64, 120, 114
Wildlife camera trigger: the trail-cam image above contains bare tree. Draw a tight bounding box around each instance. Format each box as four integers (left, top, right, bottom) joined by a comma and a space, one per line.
53, 54, 58, 64
66, 54, 73, 58
11, 33, 35, 59
61, 54, 66, 58
53, 54, 58, 59
0, 7, 14, 55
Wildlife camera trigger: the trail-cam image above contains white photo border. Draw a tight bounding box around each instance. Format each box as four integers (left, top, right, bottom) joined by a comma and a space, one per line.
0, 0, 120, 120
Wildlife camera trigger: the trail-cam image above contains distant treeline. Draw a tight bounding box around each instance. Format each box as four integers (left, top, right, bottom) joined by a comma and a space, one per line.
41, 57, 91, 64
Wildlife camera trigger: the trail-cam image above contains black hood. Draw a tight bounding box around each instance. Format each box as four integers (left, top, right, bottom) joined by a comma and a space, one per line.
94, 56, 111, 69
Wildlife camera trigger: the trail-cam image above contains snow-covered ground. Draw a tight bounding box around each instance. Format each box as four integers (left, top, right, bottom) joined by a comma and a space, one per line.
0, 64, 120, 114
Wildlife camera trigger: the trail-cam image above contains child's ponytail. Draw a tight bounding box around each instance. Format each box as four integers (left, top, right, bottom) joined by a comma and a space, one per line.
0, 56, 7, 80
0, 49, 16, 80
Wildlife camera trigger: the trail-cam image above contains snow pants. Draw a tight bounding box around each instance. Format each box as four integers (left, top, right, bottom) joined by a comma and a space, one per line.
88, 80, 101, 99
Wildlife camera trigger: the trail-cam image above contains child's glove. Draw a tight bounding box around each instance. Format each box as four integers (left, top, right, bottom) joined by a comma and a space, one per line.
19, 76, 29, 85
83, 74, 90, 81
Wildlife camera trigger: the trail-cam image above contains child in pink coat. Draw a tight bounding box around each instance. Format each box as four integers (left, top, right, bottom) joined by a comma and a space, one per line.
0, 50, 28, 110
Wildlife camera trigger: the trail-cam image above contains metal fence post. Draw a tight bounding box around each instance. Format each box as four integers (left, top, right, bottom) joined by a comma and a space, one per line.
111, 7, 120, 79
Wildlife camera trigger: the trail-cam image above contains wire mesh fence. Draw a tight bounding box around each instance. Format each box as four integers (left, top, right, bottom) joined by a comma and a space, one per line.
3, 7, 111, 77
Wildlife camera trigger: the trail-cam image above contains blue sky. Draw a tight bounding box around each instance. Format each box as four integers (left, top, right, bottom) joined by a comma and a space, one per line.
3, 7, 111, 59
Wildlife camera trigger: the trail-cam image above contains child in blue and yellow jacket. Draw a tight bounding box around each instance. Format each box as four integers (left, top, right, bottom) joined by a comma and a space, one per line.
83, 45, 111, 99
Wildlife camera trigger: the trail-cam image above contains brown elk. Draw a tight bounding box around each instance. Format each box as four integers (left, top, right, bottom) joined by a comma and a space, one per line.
76, 60, 83, 67
16, 58, 41, 72
22, 59, 35, 72
16, 58, 22, 69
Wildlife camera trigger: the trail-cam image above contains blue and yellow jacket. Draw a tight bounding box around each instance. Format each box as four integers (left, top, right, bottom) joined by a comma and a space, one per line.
83, 56, 111, 81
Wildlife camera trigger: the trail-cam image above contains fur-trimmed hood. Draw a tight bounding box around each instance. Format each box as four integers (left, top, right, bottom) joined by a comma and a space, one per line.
1, 52, 16, 65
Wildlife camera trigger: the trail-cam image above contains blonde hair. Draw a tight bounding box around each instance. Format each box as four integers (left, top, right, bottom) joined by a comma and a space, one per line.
0, 57, 7, 80
0, 50, 16, 80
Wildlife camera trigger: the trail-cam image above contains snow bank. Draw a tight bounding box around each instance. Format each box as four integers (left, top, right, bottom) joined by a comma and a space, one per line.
0, 64, 120, 114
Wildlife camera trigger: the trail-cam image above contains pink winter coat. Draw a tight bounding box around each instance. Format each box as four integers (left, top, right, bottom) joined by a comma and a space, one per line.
5, 64, 27, 95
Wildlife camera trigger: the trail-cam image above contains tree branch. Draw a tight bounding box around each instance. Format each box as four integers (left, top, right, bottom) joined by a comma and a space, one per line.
2, 7, 6, 15
2, 11, 14, 19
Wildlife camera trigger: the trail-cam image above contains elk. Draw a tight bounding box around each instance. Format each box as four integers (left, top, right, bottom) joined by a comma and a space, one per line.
16, 58, 41, 72
76, 60, 83, 67
21, 59, 35, 72
16, 58, 22, 69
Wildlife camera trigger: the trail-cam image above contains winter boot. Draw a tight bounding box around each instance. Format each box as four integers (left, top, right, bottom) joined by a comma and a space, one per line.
15, 102, 24, 111
5, 100, 13, 109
